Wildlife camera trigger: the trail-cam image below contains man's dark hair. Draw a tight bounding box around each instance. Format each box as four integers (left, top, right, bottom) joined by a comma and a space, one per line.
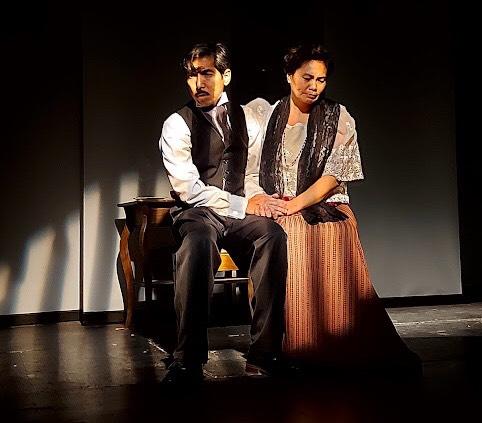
182, 42, 231, 76
283, 44, 334, 76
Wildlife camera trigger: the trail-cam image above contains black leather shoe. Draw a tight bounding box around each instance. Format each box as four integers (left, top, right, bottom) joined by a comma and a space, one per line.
245, 356, 284, 377
161, 361, 204, 385
245, 360, 271, 376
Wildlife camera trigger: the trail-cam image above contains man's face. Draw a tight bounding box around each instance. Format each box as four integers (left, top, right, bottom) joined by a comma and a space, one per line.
186, 55, 231, 108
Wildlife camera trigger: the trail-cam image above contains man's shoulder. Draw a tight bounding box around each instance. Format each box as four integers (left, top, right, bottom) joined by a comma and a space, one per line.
163, 111, 185, 126
162, 109, 191, 139
163, 100, 194, 122
170, 101, 194, 119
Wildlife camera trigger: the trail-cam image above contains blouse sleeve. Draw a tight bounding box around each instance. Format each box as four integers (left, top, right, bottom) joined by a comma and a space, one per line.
322, 104, 364, 182
242, 98, 277, 198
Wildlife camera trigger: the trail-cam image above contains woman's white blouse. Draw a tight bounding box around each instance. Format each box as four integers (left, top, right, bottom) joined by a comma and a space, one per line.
247, 99, 364, 203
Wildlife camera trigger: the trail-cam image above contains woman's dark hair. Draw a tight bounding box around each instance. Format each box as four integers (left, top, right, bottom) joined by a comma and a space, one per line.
182, 42, 231, 76
283, 44, 334, 76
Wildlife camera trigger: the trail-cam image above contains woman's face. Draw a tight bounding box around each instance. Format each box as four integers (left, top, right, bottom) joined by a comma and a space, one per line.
288, 60, 327, 107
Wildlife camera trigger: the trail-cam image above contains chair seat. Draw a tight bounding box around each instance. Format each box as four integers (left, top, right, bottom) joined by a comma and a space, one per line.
214, 277, 249, 283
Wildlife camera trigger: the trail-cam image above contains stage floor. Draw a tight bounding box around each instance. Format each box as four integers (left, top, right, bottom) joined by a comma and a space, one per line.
1, 302, 481, 422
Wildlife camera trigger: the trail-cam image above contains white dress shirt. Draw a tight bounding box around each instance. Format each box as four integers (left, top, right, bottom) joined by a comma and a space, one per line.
160, 92, 264, 219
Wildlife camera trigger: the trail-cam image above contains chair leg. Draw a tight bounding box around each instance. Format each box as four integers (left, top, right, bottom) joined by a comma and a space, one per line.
171, 253, 176, 287
145, 272, 153, 302
237, 282, 252, 319
223, 283, 236, 306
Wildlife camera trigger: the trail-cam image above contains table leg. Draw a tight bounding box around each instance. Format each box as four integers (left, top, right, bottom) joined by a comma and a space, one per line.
119, 224, 135, 328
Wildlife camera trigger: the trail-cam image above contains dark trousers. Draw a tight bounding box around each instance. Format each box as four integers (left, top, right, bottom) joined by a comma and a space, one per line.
171, 207, 287, 365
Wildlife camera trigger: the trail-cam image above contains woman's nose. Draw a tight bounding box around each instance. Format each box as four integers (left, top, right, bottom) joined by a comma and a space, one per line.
309, 80, 318, 90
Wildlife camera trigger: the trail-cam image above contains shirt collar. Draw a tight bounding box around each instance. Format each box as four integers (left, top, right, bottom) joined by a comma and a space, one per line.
197, 92, 229, 114
216, 92, 229, 107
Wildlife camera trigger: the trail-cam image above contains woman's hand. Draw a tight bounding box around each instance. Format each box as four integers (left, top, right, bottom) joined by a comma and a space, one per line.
281, 175, 339, 215
284, 197, 303, 215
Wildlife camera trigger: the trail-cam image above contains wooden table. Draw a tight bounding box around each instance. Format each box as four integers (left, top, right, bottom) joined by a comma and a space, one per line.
117, 197, 177, 328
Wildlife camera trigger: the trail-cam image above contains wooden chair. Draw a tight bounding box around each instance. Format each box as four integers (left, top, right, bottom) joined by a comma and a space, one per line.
216, 250, 253, 321
116, 200, 250, 328
172, 248, 250, 306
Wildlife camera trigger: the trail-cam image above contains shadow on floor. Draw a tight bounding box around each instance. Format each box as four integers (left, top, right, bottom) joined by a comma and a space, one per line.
1, 304, 482, 422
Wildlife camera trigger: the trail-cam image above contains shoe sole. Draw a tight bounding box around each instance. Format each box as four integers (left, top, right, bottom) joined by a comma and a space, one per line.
245, 362, 270, 376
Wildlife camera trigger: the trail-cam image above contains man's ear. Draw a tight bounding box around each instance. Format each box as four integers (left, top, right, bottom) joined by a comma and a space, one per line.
223, 69, 232, 86
286, 74, 292, 84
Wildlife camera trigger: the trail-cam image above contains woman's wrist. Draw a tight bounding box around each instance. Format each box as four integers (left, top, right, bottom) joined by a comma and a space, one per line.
291, 196, 304, 214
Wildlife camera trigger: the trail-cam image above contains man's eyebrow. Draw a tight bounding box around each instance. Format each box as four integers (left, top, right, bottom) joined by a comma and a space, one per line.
187, 66, 216, 77
189, 66, 215, 73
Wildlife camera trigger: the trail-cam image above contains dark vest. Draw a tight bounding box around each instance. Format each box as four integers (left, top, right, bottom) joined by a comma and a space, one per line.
177, 101, 248, 197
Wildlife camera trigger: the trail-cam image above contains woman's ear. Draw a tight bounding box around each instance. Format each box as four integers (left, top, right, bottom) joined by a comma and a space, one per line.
223, 69, 232, 86
286, 74, 292, 84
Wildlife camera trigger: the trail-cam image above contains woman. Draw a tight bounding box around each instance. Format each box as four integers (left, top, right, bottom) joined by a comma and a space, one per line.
256, 44, 420, 370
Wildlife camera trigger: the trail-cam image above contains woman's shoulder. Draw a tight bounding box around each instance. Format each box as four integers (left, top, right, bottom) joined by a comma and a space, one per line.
243, 97, 278, 124
244, 97, 276, 113
332, 102, 356, 125
323, 98, 349, 114
335, 103, 357, 136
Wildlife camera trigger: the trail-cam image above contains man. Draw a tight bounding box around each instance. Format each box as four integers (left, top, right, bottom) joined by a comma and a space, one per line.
159, 42, 288, 384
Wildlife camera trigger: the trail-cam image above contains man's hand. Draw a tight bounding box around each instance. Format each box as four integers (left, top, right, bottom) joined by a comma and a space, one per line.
246, 194, 288, 219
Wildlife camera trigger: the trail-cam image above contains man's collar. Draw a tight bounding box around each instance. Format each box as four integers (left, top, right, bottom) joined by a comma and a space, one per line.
196, 92, 229, 112
217, 92, 229, 107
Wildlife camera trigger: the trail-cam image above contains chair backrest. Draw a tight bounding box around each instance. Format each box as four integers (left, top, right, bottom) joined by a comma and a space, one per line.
218, 249, 239, 272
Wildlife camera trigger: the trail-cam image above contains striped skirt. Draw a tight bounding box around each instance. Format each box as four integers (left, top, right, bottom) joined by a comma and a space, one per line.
276, 204, 411, 365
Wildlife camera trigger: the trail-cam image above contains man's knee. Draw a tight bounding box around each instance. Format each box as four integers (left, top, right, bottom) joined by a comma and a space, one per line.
180, 225, 218, 250
246, 218, 287, 253
262, 220, 287, 245
175, 209, 220, 244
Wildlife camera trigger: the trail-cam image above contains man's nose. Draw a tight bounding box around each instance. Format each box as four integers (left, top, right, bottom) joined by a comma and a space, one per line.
196, 74, 205, 89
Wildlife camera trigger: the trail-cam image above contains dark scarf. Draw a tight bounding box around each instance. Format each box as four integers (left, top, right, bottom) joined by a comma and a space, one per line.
259, 96, 347, 224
